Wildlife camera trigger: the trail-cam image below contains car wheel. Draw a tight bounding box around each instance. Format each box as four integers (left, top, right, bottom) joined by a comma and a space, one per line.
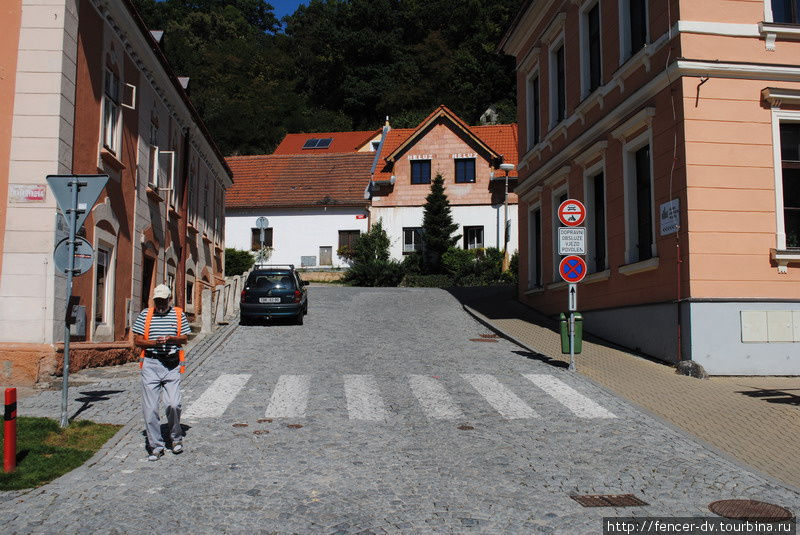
239, 317, 250, 326
296, 312, 304, 325
303, 303, 308, 315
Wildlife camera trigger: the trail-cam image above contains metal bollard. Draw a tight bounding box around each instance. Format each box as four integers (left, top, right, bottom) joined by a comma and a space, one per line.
4, 387, 16, 473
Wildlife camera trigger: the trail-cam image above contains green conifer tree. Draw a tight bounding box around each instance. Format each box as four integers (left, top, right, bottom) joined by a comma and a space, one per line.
422, 173, 460, 273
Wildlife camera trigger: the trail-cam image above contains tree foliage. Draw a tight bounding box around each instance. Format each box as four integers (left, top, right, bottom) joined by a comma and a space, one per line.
225, 248, 255, 276
342, 219, 404, 286
421, 173, 460, 274
131, 0, 520, 155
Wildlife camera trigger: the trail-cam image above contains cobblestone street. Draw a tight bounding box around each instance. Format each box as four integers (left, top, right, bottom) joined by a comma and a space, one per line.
2, 287, 797, 534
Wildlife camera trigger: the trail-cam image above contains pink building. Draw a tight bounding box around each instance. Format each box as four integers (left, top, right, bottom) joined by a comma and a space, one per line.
500, 0, 800, 374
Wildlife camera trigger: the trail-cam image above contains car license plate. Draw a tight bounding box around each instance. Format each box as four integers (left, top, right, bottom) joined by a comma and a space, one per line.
259, 297, 280, 303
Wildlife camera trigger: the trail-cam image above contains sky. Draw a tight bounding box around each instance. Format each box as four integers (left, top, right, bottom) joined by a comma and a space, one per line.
270, 0, 308, 20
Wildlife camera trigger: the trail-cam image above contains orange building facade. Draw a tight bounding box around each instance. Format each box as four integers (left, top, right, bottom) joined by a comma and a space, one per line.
0, 0, 231, 384
501, 0, 800, 374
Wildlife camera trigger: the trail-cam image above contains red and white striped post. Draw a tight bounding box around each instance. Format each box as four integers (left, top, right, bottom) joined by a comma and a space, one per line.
4, 387, 16, 473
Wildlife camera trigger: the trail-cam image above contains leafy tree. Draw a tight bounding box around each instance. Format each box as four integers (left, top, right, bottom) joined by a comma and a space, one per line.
421, 174, 460, 273
225, 248, 255, 276
342, 219, 404, 286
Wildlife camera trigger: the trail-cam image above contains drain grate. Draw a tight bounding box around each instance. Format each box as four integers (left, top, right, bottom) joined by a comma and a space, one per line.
457, 424, 475, 431
257, 418, 272, 423
480, 333, 500, 338
570, 494, 648, 507
252, 430, 270, 435
709, 500, 794, 522
286, 424, 303, 429
469, 338, 498, 343
232, 423, 248, 428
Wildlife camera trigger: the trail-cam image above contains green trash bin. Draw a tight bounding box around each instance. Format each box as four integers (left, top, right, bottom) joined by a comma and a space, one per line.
559, 312, 583, 354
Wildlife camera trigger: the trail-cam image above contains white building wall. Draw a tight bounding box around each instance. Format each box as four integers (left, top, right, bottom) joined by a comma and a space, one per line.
371, 204, 519, 261
0, 0, 77, 344
226, 207, 369, 268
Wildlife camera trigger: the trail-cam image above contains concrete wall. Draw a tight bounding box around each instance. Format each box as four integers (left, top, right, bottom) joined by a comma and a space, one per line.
371, 204, 519, 261
689, 301, 800, 375
225, 207, 369, 268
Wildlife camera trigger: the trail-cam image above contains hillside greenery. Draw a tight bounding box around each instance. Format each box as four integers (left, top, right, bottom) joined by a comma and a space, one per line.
132, 0, 521, 155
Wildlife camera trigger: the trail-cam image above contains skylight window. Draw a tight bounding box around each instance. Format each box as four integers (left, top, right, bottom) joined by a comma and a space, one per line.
302, 138, 333, 149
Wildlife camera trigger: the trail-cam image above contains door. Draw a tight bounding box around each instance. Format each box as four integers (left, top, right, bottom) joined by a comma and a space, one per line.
141, 255, 155, 310
319, 246, 332, 266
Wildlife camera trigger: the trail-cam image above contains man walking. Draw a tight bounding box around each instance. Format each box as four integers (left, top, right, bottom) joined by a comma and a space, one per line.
133, 284, 191, 461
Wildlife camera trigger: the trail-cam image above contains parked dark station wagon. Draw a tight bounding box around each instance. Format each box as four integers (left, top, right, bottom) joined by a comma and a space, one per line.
240, 265, 308, 325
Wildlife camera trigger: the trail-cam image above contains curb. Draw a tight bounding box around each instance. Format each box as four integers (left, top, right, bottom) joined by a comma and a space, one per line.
462, 303, 800, 497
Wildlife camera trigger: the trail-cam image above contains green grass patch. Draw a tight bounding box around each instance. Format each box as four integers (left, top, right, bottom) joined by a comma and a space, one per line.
0, 417, 121, 490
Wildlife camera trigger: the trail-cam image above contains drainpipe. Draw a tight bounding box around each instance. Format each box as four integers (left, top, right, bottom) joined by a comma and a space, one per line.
176, 127, 191, 308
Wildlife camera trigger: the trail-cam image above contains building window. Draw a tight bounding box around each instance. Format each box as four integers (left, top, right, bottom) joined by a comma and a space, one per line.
371, 141, 381, 151
527, 73, 541, 149
583, 2, 602, 95
411, 160, 431, 184
585, 170, 606, 272
186, 281, 193, 305
528, 206, 542, 288
772, 0, 800, 23
403, 227, 423, 253
94, 247, 110, 324
455, 158, 476, 183
203, 183, 209, 232
552, 188, 568, 279
251, 227, 273, 250
464, 226, 484, 250
338, 230, 360, 255
780, 123, 800, 247
624, 141, 654, 263
621, 0, 648, 61
550, 42, 566, 126
102, 70, 121, 154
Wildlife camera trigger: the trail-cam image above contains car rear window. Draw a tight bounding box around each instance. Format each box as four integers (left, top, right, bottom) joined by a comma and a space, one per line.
249, 272, 296, 290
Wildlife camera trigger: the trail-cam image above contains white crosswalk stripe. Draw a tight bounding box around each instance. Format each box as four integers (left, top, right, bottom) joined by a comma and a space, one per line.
183, 374, 251, 419
265, 375, 310, 418
344, 374, 389, 421
409, 375, 464, 419
461, 374, 540, 419
523, 374, 616, 419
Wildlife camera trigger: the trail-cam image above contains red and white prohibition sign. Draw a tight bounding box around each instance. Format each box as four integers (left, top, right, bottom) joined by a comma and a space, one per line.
557, 199, 586, 227
559, 255, 587, 283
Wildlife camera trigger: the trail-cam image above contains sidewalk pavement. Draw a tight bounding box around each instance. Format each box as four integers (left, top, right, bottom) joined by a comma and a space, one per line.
460, 289, 800, 491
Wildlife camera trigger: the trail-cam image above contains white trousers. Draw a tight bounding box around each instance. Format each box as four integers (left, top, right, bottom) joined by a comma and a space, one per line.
141, 357, 183, 451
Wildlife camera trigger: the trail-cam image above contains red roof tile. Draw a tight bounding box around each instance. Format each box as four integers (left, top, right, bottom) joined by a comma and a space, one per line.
225, 153, 374, 208
272, 130, 380, 155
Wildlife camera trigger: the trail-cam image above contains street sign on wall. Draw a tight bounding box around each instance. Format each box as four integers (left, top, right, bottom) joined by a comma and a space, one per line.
559, 255, 587, 284
558, 199, 586, 227
660, 199, 680, 236
558, 227, 586, 255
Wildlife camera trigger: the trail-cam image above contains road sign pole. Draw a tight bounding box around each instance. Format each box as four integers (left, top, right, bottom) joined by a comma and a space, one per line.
60, 179, 84, 428
568, 311, 576, 372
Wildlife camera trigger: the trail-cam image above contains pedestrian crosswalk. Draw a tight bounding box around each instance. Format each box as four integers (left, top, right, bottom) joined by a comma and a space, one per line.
183, 373, 618, 422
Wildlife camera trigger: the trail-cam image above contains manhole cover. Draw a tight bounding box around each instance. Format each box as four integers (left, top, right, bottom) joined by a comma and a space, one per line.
709, 500, 794, 522
286, 424, 303, 429
232, 423, 248, 428
468, 338, 498, 343
457, 424, 475, 430
252, 430, 269, 435
570, 494, 648, 507
257, 418, 272, 423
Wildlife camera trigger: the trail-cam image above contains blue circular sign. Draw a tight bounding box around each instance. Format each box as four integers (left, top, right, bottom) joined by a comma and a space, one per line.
559, 255, 587, 283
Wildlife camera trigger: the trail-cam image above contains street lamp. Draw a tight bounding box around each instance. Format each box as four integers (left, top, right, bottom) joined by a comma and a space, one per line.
499, 163, 515, 265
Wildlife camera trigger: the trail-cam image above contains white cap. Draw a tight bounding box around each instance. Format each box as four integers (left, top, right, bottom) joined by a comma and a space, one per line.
153, 284, 171, 300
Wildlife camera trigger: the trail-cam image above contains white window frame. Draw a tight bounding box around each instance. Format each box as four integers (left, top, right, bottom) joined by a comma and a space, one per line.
583, 160, 608, 273
464, 226, 484, 250
526, 67, 541, 151
548, 32, 567, 130
92, 228, 117, 341
622, 129, 657, 264
618, 0, 649, 65
403, 227, 423, 253
770, 109, 800, 250
551, 184, 568, 280
102, 69, 121, 154
528, 201, 543, 289
579, 0, 603, 100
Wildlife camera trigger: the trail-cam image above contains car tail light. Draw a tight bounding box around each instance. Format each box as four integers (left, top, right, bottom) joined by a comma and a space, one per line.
293, 290, 301, 303
241, 289, 247, 302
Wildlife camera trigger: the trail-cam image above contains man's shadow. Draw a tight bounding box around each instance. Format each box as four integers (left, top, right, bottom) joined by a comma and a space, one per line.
70, 390, 125, 420
512, 350, 570, 369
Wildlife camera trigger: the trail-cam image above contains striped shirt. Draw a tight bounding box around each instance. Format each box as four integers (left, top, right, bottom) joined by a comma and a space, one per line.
133, 307, 191, 357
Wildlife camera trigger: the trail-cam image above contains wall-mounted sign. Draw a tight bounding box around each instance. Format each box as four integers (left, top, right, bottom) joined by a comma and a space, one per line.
558, 227, 586, 255
9, 183, 46, 203
408, 154, 434, 160
356, 214, 367, 219
451, 153, 477, 159
660, 199, 680, 236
